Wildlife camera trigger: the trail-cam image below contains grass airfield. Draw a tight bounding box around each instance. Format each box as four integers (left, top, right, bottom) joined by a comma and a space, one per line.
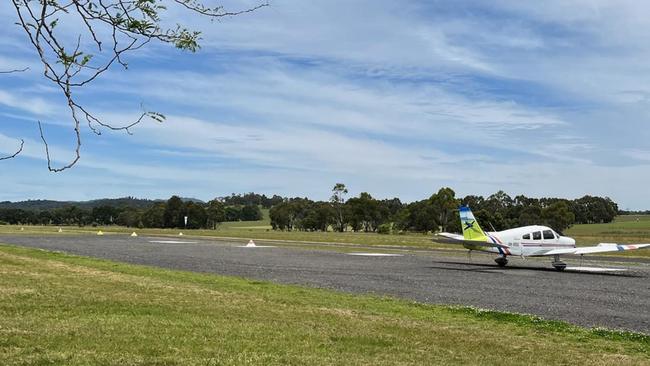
0, 244, 648, 365
1, 217, 650, 365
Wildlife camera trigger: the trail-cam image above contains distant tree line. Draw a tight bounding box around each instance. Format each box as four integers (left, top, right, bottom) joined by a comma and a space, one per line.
0, 195, 262, 229
0, 188, 619, 233
269, 185, 619, 234
460, 193, 617, 233
0, 197, 157, 210
221, 193, 285, 209
619, 210, 650, 215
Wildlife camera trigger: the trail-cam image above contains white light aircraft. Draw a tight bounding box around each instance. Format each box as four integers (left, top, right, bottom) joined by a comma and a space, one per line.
435, 206, 650, 271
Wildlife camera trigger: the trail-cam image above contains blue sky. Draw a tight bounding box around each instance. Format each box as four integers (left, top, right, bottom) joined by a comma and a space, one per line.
1, 1, 650, 209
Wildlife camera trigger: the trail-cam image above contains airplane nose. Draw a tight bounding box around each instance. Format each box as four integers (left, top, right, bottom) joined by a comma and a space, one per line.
566, 237, 576, 245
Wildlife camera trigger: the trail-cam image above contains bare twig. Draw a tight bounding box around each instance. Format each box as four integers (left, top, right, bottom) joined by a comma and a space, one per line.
8, 0, 267, 171
0, 67, 29, 74
0, 139, 25, 161
38, 121, 80, 172
172, 1, 269, 18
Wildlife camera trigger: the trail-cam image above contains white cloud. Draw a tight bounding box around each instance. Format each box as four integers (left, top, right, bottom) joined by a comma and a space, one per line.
0, 90, 56, 116
621, 149, 650, 162
97, 62, 571, 159
3, 0, 650, 209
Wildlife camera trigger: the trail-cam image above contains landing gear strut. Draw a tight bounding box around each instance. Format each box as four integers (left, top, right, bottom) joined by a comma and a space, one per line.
494, 256, 508, 267
552, 255, 567, 271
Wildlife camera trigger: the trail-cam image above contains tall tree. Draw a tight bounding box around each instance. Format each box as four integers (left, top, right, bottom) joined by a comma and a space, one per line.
142, 203, 166, 228
224, 206, 241, 222
163, 196, 183, 228
305, 202, 336, 232
206, 200, 226, 229
240, 204, 263, 221
430, 187, 459, 232
345, 192, 386, 232
116, 207, 142, 228
541, 201, 575, 232
183, 201, 207, 229
92, 205, 119, 225
518, 205, 542, 226
269, 201, 291, 231
330, 183, 348, 232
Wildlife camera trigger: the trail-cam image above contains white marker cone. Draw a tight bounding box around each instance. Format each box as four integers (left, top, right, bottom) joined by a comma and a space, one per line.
97, 230, 104, 236
179, 232, 184, 236
58, 228, 63, 233
131, 232, 138, 237
246, 240, 256, 247
20, 227, 24, 231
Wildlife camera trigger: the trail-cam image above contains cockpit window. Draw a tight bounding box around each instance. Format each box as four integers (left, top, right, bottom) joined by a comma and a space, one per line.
543, 230, 555, 240
523, 234, 530, 240
533, 231, 542, 240
553, 231, 560, 239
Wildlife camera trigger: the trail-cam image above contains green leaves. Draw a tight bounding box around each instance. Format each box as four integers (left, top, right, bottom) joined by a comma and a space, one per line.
80, 54, 93, 66
56, 48, 93, 68
126, 19, 156, 33
173, 29, 201, 52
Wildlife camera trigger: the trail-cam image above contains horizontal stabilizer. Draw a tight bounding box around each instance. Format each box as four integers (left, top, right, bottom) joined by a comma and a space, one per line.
435, 232, 510, 249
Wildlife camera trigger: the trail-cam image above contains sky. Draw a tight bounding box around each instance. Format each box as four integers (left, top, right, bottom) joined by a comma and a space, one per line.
1, 1, 650, 209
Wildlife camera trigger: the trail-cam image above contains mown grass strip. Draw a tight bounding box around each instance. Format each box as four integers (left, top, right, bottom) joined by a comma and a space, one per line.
0, 244, 648, 365
5, 216, 650, 251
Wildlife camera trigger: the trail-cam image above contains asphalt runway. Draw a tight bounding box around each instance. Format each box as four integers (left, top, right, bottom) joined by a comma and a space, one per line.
1, 234, 649, 334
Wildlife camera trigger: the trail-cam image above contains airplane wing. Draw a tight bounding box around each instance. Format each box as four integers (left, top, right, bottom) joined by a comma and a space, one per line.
542, 243, 650, 256
435, 232, 510, 249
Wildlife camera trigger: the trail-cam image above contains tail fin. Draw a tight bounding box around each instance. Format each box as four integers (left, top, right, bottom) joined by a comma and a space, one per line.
459, 206, 488, 242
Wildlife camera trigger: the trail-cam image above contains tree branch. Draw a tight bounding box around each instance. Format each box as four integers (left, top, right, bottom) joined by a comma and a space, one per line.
0, 139, 25, 161
8, 0, 267, 171
0, 67, 29, 74
38, 120, 80, 173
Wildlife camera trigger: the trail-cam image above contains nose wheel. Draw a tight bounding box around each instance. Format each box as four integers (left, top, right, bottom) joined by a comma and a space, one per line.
494, 256, 508, 267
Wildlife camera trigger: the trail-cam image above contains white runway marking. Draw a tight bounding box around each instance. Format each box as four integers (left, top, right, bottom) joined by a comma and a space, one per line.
236, 245, 275, 248
149, 240, 198, 244
565, 267, 627, 272
347, 253, 403, 257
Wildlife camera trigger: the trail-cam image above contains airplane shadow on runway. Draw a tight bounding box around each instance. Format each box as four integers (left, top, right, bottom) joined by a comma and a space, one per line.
427, 261, 645, 278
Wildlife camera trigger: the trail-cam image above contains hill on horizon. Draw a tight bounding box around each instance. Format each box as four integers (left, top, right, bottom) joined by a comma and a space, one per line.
0, 197, 206, 211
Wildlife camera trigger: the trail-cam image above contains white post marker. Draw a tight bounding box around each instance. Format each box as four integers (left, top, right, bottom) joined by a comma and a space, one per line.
20, 227, 24, 231
179, 232, 184, 236
184, 216, 188, 228
131, 232, 138, 237
238, 239, 274, 248
58, 228, 63, 233
97, 230, 104, 236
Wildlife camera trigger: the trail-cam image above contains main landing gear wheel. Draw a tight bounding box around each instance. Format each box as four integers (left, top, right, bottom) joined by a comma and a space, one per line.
552, 255, 567, 271
494, 256, 508, 267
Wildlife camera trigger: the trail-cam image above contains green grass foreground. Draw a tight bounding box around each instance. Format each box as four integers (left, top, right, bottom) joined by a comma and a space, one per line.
0, 245, 648, 365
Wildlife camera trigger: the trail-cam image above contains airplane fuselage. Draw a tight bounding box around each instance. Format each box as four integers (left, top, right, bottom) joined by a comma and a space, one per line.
462, 225, 576, 257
